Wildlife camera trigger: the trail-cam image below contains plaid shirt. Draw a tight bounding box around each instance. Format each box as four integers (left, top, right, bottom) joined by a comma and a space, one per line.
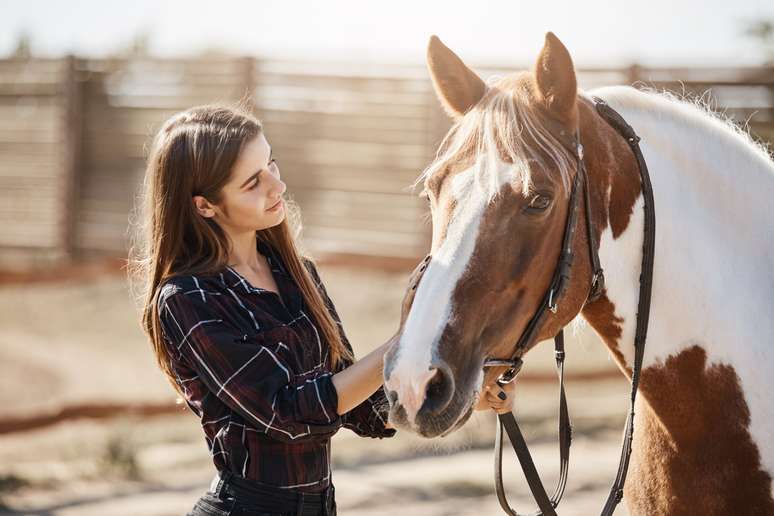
157, 239, 395, 492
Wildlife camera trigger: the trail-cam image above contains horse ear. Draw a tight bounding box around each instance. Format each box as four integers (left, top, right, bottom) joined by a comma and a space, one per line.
533, 32, 578, 124
426, 35, 486, 119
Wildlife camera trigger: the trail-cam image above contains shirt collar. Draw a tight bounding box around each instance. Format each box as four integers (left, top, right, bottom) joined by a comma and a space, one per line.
218, 238, 293, 294
257, 238, 290, 278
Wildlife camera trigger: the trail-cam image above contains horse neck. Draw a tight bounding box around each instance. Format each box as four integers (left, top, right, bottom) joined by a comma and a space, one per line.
585, 86, 774, 371
580, 88, 774, 462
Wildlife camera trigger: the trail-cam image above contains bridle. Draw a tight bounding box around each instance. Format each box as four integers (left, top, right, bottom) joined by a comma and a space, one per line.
484, 96, 655, 516
408, 96, 656, 515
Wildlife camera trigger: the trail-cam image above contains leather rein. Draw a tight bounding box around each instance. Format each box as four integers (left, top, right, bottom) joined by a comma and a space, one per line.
482, 96, 656, 516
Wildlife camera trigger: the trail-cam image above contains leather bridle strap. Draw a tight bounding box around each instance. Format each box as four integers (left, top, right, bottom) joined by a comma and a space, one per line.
487, 96, 655, 516
488, 130, 588, 516
596, 95, 655, 516
494, 331, 570, 516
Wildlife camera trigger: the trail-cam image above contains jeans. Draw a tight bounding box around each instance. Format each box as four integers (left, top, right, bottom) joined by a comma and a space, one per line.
186, 471, 336, 516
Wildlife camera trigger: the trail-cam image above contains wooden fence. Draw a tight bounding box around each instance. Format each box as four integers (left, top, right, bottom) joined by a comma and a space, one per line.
0, 56, 772, 269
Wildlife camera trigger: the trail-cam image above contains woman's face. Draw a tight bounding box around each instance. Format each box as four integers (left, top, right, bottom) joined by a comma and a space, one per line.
205, 132, 287, 233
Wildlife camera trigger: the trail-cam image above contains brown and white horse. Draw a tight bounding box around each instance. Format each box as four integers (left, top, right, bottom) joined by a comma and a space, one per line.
383, 33, 774, 514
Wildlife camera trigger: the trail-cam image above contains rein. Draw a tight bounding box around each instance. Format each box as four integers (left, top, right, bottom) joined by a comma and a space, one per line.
483, 96, 656, 516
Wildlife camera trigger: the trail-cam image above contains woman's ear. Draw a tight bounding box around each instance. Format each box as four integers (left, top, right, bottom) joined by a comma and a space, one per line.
192, 195, 217, 218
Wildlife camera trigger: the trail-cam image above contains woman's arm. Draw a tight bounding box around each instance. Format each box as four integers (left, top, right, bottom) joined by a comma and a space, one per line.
331, 335, 396, 415
303, 258, 397, 426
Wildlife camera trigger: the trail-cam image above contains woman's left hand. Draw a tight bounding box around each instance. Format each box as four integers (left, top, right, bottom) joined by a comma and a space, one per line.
476, 380, 516, 415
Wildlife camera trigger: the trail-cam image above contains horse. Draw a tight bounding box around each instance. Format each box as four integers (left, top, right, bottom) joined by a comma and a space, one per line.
382, 32, 774, 515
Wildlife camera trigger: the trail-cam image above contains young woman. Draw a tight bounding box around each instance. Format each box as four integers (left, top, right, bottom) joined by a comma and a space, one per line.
130, 104, 515, 516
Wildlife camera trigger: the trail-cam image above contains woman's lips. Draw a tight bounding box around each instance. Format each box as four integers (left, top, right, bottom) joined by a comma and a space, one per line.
266, 199, 283, 212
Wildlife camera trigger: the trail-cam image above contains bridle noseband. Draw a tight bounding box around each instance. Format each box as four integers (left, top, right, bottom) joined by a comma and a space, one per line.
406, 96, 656, 516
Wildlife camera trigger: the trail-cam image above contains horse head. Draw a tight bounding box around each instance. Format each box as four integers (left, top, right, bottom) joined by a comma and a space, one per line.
383, 33, 600, 437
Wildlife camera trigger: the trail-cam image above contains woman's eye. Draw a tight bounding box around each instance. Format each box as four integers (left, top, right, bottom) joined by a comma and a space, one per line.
247, 180, 259, 190
527, 194, 551, 211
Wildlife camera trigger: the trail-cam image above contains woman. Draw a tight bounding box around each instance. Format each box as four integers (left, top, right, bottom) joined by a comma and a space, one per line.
129, 104, 514, 516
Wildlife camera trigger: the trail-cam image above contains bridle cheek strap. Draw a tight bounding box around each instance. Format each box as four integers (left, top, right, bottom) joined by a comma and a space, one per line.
484, 96, 655, 516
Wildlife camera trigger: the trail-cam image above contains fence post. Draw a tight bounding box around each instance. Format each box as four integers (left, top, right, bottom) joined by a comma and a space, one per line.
61, 55, 83, 262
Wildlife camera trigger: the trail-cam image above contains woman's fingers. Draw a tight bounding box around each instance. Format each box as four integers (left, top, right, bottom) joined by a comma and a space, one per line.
485, 388, 506, 404
484, 384, 515, 414
499, 381, 516, 395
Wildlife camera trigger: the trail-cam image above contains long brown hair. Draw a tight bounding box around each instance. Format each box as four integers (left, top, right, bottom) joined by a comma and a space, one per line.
128, 104, 353, 397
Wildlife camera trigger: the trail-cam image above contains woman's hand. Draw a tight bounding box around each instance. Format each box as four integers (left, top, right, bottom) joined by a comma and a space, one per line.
475, 380, 516, 415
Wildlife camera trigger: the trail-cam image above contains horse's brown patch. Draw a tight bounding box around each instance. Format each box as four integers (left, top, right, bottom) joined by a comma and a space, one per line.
577, 98, 643, 240
606, 145, 643, 239
580, 296, 773, 513
624, 346, 773, 515
581, 294, 628, 374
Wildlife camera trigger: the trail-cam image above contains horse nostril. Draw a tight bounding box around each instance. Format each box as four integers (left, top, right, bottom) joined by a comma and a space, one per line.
422, 362, 455, 415
385, 389, 398, 405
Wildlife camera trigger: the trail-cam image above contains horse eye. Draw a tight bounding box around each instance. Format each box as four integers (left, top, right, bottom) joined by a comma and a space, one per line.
527, 194, 551, 211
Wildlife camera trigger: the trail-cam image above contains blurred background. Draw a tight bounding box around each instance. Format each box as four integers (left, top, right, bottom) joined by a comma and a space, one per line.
1, 1, 772, 515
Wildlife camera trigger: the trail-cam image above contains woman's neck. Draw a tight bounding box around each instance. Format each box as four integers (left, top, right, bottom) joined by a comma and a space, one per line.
227, 230, 262, 270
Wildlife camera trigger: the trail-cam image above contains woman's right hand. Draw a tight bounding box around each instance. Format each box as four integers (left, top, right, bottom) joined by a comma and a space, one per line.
475, 381, 516, 414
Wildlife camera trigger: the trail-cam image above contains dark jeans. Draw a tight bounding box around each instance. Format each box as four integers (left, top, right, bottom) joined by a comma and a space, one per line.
187, 471, 336, 516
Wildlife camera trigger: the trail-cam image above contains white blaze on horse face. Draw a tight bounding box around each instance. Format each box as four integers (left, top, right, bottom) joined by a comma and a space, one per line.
386, 158, 514, 424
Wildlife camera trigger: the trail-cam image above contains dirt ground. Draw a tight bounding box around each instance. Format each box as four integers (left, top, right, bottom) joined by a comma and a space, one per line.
0, 262, 631, 515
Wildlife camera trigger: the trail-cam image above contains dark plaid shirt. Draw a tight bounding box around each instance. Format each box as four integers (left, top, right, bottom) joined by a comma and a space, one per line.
157, 239, 395, 492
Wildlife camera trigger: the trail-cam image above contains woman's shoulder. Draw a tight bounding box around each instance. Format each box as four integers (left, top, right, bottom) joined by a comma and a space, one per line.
300, 256, 321, 282
157, 272, 224, 309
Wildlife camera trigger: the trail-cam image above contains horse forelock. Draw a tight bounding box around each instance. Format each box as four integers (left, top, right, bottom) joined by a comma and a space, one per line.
415, 75, 578, 204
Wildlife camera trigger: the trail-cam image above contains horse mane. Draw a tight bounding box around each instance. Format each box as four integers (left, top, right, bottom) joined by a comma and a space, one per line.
417, 81, 774, 205
589, 85, 774, 170
415, 78, 577, 202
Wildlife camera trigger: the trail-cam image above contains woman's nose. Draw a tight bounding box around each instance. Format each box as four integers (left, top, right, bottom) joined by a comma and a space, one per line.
277, 179, 288, 195
270, 174, 286, 196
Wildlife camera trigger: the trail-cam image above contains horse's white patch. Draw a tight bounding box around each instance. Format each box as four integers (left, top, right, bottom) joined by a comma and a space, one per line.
386, 158, 514, 422
589, 86, 774, 478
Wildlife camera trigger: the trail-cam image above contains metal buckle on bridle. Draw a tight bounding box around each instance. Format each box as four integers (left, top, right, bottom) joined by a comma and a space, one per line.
548, 288, 559, 313
484, 358, 523, 385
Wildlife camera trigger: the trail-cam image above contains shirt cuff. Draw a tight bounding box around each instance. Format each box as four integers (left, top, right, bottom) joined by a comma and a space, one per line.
343, 387, 397, 439
293, 372, 341, 426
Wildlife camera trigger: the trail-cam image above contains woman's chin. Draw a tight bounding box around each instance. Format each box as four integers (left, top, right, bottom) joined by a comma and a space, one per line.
256, 211, 285, 231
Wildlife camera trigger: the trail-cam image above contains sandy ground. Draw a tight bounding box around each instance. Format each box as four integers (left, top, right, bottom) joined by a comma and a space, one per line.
0, 263, 631, 515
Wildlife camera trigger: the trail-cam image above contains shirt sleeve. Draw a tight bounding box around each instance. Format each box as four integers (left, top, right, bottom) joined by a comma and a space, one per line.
157, 283, 342, 444
304, 260, 397, 439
